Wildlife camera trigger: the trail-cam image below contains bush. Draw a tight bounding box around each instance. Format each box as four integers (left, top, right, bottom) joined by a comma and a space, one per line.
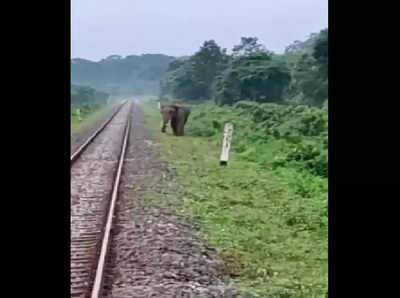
273, 142, 327, 178
71, 84, 109, 107
186, 101, 327, 179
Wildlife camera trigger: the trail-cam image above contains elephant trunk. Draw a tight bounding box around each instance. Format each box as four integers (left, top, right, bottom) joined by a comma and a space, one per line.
161, 115, 170, 133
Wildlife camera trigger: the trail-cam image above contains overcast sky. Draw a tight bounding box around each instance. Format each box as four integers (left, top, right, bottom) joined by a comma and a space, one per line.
71, 0, 328, 61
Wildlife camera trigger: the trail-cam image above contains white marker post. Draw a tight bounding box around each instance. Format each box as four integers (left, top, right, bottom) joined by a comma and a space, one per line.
76, 108, 82, 122
158, 102, 161, 109
220, 123, 233, 166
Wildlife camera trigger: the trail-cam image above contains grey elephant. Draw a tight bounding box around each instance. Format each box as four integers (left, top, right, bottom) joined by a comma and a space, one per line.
160, 103, 191, 136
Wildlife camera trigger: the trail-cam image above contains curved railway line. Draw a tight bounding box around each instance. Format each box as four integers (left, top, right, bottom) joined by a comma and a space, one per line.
71, 100, 132, 298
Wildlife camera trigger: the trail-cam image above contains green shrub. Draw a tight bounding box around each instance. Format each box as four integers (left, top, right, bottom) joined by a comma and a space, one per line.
186, 101, 328, 179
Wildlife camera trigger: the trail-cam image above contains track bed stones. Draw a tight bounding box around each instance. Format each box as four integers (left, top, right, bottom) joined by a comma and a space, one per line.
101, 103, 245, 298
71, 102, 132, 298
71, 100, 249, 298
71, 102, 125, 155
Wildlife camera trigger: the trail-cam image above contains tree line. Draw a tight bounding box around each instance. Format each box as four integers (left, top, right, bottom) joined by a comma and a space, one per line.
71, 84, 109, 108
71, 54, 175, 96
160, 28, 328, 106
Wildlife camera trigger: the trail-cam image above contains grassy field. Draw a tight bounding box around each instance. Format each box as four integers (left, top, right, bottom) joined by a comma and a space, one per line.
71, 104, 109, 135
143, 101, 327, 298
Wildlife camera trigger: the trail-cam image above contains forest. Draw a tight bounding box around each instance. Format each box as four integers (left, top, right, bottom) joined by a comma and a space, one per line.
71, 28, 327, 106
71, 54, 174, 96
160, 29, 328, 106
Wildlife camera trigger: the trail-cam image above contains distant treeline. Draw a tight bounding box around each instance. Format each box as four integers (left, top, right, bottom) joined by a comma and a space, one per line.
71, 84, 109, 108
160, 28, 328, 106
71, 54, 175, 96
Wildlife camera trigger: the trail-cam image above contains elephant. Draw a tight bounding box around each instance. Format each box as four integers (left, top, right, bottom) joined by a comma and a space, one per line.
160, 103, 191, 136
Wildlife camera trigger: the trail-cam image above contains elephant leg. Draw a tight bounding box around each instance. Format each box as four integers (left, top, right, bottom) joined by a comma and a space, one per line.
181, 119, 185, 136
176, 119, 183, 136
182, 114, 190, 135
183, 113, 190, 131
171, 117, 178, 136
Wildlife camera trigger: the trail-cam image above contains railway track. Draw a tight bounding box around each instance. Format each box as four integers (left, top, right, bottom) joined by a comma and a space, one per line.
71, 100, 132, 298
71, 100, 128, 165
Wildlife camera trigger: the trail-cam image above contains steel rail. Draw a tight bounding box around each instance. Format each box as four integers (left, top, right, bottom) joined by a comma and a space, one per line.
70, 100, 128, 165
90, 107, 131, 298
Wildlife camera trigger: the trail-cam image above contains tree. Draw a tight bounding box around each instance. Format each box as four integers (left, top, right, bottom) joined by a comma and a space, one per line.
167, 59, 186, 72
313, 29, 328, 80
214, 52, 291, 105
232, 37, 267, 56
71, 85, 109, 107
160, 30, 328, 106
160, 40, 229, 100
190, 40, 230, 98
284, 30, 324, 55
290, 54, 327, 105
283, 28, 328, 105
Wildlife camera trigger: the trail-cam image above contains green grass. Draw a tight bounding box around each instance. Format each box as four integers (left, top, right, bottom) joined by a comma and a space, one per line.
71, 104, 109, 135
142, 100, 327, 298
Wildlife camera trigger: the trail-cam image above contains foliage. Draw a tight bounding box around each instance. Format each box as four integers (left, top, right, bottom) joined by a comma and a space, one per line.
213, 52, 291, 105
160, 29, 327, 106
71, 84, 109, 108
160, 60, 197, 99
232, 37, 268, 56
70, 86, 111, 134
182, 101, 328, 179
144, 101, 328, 297
160, 40, 229, 100
284, 32, 321, 55
285, 29, 328, 105
273, 143, 328, 178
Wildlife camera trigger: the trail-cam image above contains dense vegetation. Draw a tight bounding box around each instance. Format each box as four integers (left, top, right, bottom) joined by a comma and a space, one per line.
152, 27, 328, 297
189, 101, 327, 179
160, 41, 230, 100
213, 52, 291, 105
71, 84, 110, 132
71, 84, 109, 108
284, 31, 324, 55
145, 98, 328, 297
160, 29, 328, 106
71, 54, 175, 96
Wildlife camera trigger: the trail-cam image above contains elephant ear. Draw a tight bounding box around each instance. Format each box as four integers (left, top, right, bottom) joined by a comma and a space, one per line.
170, 104, 180, 111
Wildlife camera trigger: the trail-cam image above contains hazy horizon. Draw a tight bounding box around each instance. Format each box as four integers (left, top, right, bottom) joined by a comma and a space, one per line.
72, 0, 328, 62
